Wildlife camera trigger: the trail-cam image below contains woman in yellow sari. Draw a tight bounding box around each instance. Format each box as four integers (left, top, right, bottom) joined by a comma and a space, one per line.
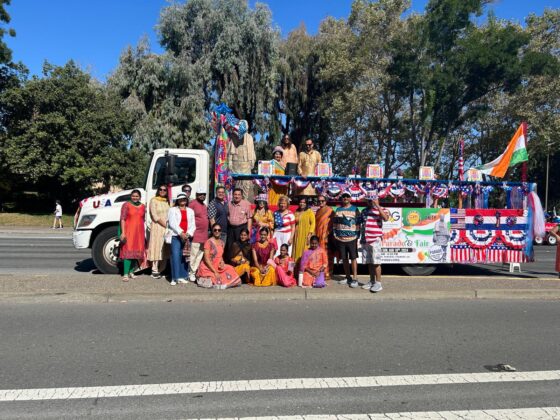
268, 146, 288, 206
291, 197, 315, 265
229, 228, 252, 283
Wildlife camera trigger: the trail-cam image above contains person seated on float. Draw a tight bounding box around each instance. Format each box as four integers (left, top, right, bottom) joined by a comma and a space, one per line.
269, 146, 287, 205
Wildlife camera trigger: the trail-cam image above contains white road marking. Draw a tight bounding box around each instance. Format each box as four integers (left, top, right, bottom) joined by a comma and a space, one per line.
1, 370, 559, 402
188, 407, 560, 419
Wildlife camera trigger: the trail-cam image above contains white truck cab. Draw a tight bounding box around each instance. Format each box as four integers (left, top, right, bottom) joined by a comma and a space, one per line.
73, 148, 210, 274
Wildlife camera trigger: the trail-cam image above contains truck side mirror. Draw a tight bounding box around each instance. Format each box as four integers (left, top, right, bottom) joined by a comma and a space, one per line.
166, 153, 177, 175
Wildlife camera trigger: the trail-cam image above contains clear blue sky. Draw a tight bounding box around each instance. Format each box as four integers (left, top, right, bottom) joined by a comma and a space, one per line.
5, 0, 557, 81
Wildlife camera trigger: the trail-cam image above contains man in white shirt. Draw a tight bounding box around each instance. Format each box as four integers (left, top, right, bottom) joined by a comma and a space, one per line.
52, 200, 63, 229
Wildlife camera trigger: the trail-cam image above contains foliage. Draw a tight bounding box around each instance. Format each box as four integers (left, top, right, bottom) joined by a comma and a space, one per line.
0, 62, 142, 209
110, 0, 280, 152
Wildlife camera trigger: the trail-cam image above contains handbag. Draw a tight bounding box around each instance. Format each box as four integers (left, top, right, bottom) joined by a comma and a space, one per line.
164, 226, 173, 244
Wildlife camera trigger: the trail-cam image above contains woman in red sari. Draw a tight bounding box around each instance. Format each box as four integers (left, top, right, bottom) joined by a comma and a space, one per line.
197, 223, 242, 289
119, 189, 146, 282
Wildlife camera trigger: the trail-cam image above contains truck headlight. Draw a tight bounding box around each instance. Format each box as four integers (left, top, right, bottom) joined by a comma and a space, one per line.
78, 215, 97, 228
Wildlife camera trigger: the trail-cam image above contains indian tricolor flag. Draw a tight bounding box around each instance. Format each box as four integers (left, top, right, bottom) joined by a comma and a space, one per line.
477, 122, 528, 178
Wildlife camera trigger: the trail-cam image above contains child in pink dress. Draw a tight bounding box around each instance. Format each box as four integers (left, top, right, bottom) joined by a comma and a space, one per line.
274, 243, 296, 287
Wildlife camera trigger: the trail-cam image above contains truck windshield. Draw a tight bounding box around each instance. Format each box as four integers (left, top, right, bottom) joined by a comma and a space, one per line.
151, 156, 197, 188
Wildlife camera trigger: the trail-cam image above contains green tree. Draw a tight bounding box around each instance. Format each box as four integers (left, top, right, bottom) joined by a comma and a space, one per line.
0, 61, 142, 209
111, 0, 280, 152
274, 24, 329, 151
316, 0, 409, 175
388, 0, 546, 175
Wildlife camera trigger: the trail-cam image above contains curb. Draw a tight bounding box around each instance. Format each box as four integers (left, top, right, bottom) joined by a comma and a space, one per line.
1, 289, 559, 304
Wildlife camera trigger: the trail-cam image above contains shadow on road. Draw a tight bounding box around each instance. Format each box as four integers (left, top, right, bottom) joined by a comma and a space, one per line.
74, 258, 101, 274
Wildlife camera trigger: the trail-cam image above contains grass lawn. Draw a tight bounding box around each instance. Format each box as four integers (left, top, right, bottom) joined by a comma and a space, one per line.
0, 212, 74, 227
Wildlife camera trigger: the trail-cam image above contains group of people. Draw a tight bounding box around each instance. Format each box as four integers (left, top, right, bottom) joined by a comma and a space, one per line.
119, 175, 390, 293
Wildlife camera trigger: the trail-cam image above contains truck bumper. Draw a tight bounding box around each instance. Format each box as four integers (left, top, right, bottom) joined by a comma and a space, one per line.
73, 230, 92, 249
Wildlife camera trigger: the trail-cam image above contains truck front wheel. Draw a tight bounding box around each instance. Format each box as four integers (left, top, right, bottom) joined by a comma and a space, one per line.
92, 226, 120, 274
401, 264, 436, 276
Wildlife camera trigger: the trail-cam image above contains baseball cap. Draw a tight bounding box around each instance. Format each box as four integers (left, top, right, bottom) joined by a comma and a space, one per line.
196, 187, 207, 195
340, 191, 351, 198
176, 193, 188, 200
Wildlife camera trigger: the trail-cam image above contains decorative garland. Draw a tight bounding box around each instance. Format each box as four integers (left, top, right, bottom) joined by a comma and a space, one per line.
242, 176, 530, 206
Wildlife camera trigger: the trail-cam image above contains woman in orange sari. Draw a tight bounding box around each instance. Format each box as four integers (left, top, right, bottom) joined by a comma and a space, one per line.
315, 194, 334, 280
197, 223, 241, 289
119, 189, 146, 282
269, 146, 288, 206
300, 236, 328, 288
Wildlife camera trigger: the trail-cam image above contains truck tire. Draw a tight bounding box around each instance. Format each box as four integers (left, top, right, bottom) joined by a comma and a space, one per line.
401, 264, 436, 276
534, 236, 544, 245
92, 225, 120, 274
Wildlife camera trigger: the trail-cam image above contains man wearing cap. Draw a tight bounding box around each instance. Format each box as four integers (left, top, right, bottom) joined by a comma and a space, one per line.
360, 191, 389, 292
188, 187, 209, 282
227, 188, 252, 258
333, 191, 361, 287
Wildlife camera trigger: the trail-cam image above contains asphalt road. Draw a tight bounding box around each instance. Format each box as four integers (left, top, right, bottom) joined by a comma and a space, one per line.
0, 300, 559, 418
0, 233, 557, 278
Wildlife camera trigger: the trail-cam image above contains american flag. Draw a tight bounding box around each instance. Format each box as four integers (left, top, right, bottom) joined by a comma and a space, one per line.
450, 208, 466, 229
458, 138, 464, 181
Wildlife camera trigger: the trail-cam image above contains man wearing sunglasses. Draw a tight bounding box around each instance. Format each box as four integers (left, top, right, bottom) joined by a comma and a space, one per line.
188, 187, 209, 282
181, 185, 192, 204
297, 138, 321, 196
333, 191, 361, 288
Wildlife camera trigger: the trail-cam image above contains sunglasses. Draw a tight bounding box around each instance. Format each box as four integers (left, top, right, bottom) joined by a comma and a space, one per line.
213, 229, 222, 232
318, 199, 326, 203
305, 143, 313, 147
158, 188, 167, 192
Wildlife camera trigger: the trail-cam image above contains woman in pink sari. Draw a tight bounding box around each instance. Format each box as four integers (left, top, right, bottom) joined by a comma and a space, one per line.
300, 236, 328, 288
274, 243, 296, 287
197, 223, 241, 289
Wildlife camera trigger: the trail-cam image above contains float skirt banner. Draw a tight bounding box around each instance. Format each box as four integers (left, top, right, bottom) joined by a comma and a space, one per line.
449, 208, 530, 263
379, 208, 451, 264
376, 208, 530, 265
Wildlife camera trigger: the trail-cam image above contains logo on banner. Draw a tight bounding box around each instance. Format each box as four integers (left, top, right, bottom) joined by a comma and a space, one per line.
406, 211, 420, 226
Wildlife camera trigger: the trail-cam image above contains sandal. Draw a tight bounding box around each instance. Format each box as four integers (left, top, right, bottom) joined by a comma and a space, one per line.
129, 273, 137, 279
122, 276, 129, 282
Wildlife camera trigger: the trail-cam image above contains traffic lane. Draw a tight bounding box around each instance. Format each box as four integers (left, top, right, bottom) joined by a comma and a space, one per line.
0, 300, 559, 389
2, 382, 559, 420
0, 236, 93, 274
0, 236, 557, 278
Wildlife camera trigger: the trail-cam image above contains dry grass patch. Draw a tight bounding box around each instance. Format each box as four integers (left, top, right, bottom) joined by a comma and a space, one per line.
0, 213, 73, 227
